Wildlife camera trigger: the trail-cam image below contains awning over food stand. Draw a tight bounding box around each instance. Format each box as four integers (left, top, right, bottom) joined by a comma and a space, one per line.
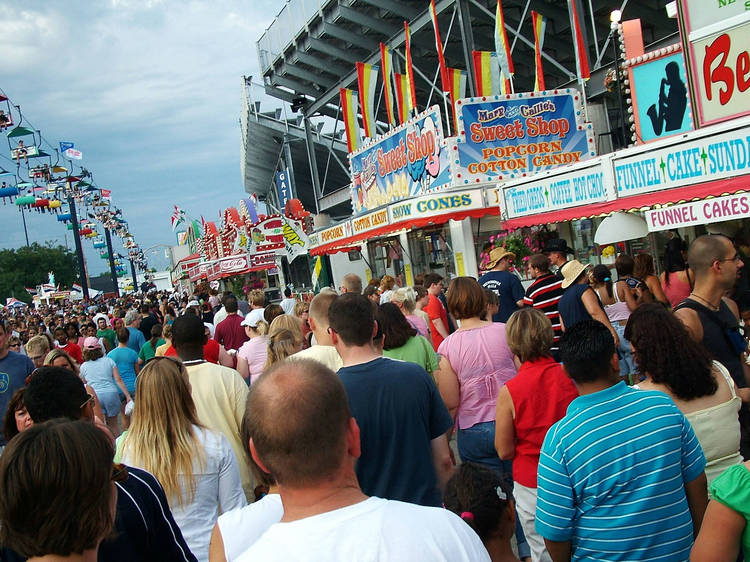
309, 188, 499, 256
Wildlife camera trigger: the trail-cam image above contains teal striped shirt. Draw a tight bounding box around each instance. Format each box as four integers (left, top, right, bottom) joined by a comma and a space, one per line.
536, 381, 705, 561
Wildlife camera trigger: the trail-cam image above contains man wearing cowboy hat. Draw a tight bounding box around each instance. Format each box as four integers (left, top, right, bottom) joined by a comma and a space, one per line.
478, 247, 525, 323
544, 239, 574, 280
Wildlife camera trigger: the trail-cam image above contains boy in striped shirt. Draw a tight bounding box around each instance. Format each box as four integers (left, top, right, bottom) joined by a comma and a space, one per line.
536, 319, 707, 562
524, 254, 563, 357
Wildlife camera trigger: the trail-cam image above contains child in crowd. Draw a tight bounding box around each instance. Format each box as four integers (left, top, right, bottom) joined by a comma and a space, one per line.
443, 463, 520, 562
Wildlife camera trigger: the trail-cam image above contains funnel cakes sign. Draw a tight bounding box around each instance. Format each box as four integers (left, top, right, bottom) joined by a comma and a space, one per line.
349, 105, 452, 215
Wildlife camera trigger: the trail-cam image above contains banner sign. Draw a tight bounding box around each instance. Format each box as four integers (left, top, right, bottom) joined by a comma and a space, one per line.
11, 146, 39, 159
275, 170, 292, 211
188, 263, 208, 282
282, 217, 310, 262
351, 209, 389, 236
680, 0, 750, 37
687, 19, 750, 126
451, 89, 595, 184
389, 189, 485, 222
59, 142, 74, 153
349, 105, 451, 215
247, 216, 284, 254
646, 192, 750, 232
614, 123, 750, 197
629, 49, 694, 143
502, 162, 610, 218
249, 252, 276, 269
64, 148, 83, 160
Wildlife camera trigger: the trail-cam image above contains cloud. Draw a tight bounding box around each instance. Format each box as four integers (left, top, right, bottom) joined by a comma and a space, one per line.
0, 0, 280, 276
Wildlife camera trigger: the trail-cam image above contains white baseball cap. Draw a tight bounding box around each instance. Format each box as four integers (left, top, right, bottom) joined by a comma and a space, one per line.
241, 308, 265, 328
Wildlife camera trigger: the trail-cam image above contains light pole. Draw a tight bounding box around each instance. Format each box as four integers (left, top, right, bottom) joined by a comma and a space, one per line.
610, 10, 628, 149
66, 187, 89, 300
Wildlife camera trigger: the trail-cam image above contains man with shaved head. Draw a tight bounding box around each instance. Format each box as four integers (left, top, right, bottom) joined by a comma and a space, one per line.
675, 234, 750, 456
291, 290, 342, 371
235, 358, 489, 561
340, 273, 363, 295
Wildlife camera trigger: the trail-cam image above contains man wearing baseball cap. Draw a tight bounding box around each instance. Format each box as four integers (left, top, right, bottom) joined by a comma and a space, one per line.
478, 247, 525, 323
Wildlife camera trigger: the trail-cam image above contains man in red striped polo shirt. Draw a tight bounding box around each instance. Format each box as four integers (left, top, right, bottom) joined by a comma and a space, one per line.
523, 254, 563, 359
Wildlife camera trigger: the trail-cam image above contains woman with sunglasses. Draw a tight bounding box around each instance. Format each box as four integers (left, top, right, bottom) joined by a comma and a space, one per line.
120, 357, 246, 561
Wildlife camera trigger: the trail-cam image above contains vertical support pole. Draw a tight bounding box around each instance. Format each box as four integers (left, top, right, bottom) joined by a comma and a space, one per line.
456, 0, 476, 96
67, 191, 89, 300
282, 134, 297, 200
130, 259, 138, 294
19, 205, 29, 247
104, 228, 120, 297
302, 115, 322, 215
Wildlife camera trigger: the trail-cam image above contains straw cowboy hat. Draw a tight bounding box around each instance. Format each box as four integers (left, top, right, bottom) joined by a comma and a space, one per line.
486, 247, 516, 269
560, 260, 592, 289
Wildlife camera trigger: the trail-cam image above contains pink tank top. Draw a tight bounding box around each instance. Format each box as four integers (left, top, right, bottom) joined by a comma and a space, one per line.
602, 282, 631, 322
663, 273, 692, 308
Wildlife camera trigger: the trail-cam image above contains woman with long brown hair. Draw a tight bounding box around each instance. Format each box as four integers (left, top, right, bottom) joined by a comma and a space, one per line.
120, 357, 246, 560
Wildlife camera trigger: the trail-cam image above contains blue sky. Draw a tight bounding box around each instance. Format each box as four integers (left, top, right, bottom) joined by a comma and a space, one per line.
0, 0, 281, 275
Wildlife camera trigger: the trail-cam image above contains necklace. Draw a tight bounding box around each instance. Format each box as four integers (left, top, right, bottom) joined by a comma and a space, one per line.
690, 292, 720, 311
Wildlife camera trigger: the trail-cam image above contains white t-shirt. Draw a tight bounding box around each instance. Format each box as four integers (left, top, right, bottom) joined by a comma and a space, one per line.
217, 494, 284, 561
235, 496, 490, 561
123, 427, 246, 562
291, 345, 343, 373
280, 297, 297, 315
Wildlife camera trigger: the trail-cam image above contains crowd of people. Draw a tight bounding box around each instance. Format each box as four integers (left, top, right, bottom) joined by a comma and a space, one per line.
2, 232, 750, 560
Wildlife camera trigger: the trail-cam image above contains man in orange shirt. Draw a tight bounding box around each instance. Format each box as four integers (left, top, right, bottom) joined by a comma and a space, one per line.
423, 273, 449, 351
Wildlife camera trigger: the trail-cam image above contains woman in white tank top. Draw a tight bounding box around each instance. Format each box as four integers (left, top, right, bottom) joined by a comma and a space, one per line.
626, 304, 742, 489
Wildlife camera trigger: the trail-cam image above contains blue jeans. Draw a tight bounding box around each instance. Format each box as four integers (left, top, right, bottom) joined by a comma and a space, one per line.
458, 422, 530, 559
614, 322, 636, 377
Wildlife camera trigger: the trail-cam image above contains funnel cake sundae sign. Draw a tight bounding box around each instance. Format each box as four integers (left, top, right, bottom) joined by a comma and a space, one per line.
449, 89, 596, 184
349, 105, 452, 215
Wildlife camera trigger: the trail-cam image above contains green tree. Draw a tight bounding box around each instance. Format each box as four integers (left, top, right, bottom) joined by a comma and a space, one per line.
0, 243, 79, 303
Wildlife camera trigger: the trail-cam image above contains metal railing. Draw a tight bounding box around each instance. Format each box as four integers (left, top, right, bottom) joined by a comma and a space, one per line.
256, 0, 327, 72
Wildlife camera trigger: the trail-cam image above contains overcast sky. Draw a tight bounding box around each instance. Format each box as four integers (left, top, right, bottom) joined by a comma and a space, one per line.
0, 0, 281, 275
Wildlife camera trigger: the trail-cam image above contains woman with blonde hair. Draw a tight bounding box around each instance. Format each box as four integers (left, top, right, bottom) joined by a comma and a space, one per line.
120, 357, 246, 561
495, 308, 578, 562
264, 315, 303, 369
390, 286, 430, 338
379, 274, 397, 304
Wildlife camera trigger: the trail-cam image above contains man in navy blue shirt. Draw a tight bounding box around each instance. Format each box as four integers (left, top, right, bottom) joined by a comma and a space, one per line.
0, 320, 33, 449
479, 247, 525, 323
329, 294, 454, 507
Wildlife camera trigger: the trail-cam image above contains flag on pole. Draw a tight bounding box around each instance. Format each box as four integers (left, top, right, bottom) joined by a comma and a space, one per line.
429, 0, 449, 92
568, 0, 590, 80
494, 0, 514, 77
59, 142, 74, 153
356, 62, 379, 139
171, 205, 186, 231
380, 43, 396, 127
100, 189, 111, 199
446, 67, 467, 131
404, 21, 418, 114
531, 11, 547, 92
472, 51, 502, 96
311, 256, 323, 290
339, 88, 361, 153
393, 72, 412, 125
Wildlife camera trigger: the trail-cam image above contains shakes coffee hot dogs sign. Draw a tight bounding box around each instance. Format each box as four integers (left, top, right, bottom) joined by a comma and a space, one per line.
449, 89, 596, 184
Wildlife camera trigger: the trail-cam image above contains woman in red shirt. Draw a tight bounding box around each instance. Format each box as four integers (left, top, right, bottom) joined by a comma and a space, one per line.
495, 308, 579, 562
